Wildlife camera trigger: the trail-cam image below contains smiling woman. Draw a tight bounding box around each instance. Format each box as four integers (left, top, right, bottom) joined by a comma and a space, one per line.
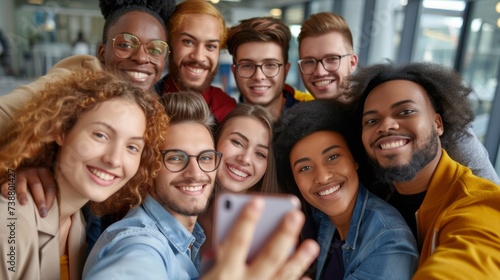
0, 70, 168, 280
273, 99, 419, 280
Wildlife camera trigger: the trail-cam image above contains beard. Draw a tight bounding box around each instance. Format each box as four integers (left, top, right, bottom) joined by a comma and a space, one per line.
152, 179, 212, 217
368, 129, 440, 184
169, 59, 217, 93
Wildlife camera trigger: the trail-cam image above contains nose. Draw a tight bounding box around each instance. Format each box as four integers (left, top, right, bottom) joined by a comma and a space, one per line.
236, 150, 252, 166
313, 61, 329, 76
129, 43, 150, 64
102, 145, 122, 168
313, 165, 333, 185
252, 65, 266, 80
183, 157, 206, 179
377, 117, 399, 133
190, 45, 206, 62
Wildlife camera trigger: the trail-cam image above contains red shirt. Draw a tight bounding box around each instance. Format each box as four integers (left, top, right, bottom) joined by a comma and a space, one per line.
159, 75, 236, 123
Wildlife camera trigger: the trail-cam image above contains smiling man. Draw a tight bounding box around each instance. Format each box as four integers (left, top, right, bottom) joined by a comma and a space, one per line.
83, 93, 219, 279
227, 17, 313, 120
155, 0, 236, 123
297, 12, 358, 101
351, 62, 500, 279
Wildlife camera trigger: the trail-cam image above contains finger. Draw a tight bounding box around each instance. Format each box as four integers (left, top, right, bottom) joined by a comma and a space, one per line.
22, 169, 48, 217
274, 239, 320, 280
217, 197, 264, 269
38, 167, 57, 211
1, 180, 9, 198
248, 210, 305, 280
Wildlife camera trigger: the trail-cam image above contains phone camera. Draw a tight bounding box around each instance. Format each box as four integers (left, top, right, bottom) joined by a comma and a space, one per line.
225, 199, 231, 210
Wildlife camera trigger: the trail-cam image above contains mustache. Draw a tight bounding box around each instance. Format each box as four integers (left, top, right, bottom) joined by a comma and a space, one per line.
170, 178, 212, 186
183, 60, 210, 70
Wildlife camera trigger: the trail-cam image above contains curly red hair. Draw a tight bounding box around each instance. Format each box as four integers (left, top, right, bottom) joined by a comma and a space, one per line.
0, 70, 169, 215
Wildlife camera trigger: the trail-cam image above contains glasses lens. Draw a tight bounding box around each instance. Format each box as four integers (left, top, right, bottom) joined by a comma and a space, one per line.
237, 63, 256, 78
322, 56, 341, 72
198, 151, 221, 172
163, 150, 189, 172
113, 33, 139, 59
262, 63, 280, 77
299, 59, 318, 74
146, 40, 168, 58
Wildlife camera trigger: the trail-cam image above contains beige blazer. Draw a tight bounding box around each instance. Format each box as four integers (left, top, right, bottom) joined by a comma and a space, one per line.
0, 55, 103, 136
1, 193, 87, 280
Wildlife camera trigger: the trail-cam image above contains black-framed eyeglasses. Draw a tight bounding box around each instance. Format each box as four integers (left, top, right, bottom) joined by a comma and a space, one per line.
234, 62, 283, 78
297, 54, 351, 75
112, 33, 169, 63
161, 149, 222, 173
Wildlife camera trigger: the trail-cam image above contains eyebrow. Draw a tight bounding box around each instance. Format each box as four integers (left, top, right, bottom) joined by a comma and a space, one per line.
230, 131, 269, 150
237, 58, 281, 63
363, 99, 416, 117
301, 53, 341, 60
92, 121, 145, 141
293, 144, 340, 168
180, 32, 220, 44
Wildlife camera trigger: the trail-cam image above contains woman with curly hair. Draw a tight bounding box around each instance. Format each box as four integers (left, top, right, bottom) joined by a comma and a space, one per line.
0, 70, 168, 280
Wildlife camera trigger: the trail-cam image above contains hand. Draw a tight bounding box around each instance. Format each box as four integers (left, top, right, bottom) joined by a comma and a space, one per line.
1, 167, 56, 217
201, 197, 319, 280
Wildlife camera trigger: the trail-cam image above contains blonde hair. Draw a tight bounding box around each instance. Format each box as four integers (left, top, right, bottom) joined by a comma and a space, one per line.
298, 12, 353, 52
168, 0, 227, 48
0, 70, 169, 215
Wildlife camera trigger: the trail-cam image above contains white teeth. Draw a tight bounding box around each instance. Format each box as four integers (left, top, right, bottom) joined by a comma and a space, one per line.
380, 140, 405, 150
181, 185, 203, 192
318, 185, 340, 196
251, 86, 269, 91
90, 168, 115, 181
125, 71, 149, 79
228, 166, 249, 178
186, 66, 204, 74
313, 80, 332, 87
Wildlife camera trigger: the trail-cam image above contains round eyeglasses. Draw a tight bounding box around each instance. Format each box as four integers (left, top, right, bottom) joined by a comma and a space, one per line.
112, 33, 169, 63
234, 62, 283, 78
161, 149, 222, 173
297, 54, 351, 75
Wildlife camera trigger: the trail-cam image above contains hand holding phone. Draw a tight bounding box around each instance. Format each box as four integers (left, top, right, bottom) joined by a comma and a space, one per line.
213, 193, 301, 262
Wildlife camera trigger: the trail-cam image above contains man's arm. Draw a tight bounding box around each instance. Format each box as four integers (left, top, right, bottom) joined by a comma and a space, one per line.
444, 128, 500, 184
414, 197, 500, 279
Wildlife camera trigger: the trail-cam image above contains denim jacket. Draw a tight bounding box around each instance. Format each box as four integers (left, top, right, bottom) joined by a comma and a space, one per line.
314, 185, 419, 280
83, 195, 206, 280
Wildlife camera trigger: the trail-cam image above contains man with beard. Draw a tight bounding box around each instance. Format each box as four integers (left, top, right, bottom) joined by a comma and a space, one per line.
296, 12, 499, 184
83, 92, 319, 279
350, 62, 500, 279
154, 0, 236, 123
226, 17, 313, 120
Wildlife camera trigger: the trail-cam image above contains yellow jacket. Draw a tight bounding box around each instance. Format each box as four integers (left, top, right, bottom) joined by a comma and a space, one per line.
413, 150, 500, 279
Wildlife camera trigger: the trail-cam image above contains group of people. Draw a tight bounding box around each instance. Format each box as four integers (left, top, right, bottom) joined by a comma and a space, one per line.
0, 0, 499, 279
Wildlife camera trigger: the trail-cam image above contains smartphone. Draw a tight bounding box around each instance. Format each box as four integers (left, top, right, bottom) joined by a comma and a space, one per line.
213, 193, 301, 262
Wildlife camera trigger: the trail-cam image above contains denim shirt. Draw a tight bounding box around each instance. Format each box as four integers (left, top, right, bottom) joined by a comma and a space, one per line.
83, 195, 206, 280
314, 185, 419, 280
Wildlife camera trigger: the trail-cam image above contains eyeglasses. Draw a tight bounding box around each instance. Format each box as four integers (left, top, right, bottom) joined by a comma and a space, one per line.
112, 33, 169, 63
297, 54, 351, 75
234, 62, 283, 78
161, 149, 222, 173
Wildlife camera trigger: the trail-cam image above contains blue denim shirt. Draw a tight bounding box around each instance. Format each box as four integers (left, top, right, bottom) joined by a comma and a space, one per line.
83, 195, 206, 280
314, 185, 419, 280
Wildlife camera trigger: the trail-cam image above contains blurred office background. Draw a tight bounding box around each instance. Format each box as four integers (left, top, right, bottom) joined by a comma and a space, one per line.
0, 0, 499, 177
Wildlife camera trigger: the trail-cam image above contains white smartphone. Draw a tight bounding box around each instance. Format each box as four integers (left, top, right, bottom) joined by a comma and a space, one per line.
213, 193, 301, 262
